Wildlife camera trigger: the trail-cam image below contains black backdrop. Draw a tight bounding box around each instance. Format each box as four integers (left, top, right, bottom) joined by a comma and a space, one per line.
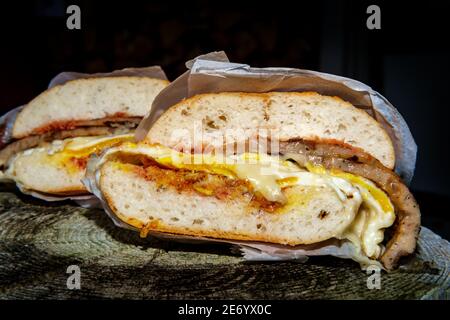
0, 0, 449, 238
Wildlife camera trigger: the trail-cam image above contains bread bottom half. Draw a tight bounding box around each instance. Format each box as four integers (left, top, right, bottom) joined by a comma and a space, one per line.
99, 161, 362, 245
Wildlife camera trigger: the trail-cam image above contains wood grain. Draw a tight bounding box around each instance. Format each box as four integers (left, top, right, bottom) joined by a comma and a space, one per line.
0, 191, 448, 299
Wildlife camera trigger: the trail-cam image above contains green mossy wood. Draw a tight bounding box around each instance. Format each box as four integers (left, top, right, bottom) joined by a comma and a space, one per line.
0, 191, 448, 299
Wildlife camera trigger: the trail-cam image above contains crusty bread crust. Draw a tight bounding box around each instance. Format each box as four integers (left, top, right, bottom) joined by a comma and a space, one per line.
147, 92, 395, 169
13, 76, 169, 139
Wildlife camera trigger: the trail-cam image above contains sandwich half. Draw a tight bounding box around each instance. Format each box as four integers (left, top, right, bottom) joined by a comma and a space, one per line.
1, 76, 169, 198
87, 92, 420, 269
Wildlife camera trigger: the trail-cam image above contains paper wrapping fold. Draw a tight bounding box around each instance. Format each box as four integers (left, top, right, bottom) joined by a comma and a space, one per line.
47, 66, 168, 88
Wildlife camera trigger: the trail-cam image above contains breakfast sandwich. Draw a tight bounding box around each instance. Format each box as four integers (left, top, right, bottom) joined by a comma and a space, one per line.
85, 91, 420, 270
1, 75, 169, 199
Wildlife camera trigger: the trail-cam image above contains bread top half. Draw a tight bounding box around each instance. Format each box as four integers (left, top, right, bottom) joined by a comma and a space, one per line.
12, 76, 169, 139
147, 92, 395, 169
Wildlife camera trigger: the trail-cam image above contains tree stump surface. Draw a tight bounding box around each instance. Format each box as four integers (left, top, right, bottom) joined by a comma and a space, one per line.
0, 191, 448, 300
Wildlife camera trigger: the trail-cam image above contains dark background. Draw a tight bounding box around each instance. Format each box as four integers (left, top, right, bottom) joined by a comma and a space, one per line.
0, 0, 449, 238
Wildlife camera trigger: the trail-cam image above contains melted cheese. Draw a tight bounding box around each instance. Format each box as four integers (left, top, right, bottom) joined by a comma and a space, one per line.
100, 142, 396, 259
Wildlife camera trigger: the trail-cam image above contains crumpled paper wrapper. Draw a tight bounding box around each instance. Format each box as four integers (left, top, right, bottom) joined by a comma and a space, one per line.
137, 51, 417, 185
0, 66, 167, 204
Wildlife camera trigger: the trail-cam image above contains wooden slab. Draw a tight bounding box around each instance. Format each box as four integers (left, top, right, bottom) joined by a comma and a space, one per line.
0, 191, 448, 299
